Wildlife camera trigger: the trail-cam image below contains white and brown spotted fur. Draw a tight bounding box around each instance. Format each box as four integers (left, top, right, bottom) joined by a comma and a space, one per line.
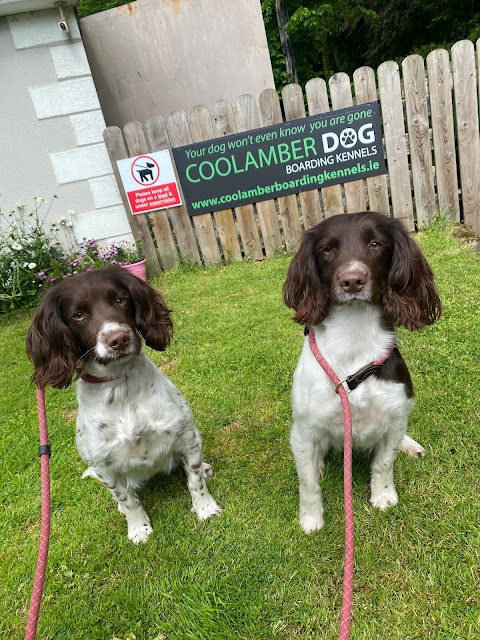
283, 212, 441, 533
27, 267, 221, 543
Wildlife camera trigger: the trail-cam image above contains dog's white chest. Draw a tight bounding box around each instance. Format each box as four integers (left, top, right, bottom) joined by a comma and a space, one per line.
292, 310, 412, 450
76, 404, 177, 474
75, 356, 191, 477
318, 379, 410, 449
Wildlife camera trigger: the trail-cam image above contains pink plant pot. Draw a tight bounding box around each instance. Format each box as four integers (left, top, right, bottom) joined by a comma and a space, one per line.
122, 259, 147, 281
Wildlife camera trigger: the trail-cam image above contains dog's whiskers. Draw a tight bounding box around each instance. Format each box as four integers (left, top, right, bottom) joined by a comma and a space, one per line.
80, 346, 96, 362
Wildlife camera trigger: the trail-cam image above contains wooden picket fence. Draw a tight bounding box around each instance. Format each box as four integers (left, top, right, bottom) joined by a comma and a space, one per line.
104, 39, 480, 275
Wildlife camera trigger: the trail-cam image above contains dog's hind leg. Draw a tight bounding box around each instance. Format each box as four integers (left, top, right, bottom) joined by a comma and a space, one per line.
400, 434, 425, 457
81, 466, 101, 481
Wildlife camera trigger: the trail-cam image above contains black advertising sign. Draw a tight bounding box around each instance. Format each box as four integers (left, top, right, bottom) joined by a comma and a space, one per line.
172, 102, 385, 217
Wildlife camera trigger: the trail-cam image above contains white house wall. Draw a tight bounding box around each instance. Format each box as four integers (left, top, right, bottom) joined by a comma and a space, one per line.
0, 7, 132, 247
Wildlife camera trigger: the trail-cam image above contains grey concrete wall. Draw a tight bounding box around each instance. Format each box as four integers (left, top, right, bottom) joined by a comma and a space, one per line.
0, 8, 131, 246
80, 0, 275, 128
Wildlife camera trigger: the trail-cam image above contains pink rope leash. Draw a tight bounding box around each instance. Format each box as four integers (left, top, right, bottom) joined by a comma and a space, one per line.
308, 330, 354, 639
308, 329, 394, 639
25, 388, 51, 640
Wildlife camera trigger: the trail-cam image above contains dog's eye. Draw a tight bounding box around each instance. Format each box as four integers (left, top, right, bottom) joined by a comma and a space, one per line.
116, 297, 128, 307
321, 245, 334, 255
369, 240, 382, 249
72, 311, 84, 320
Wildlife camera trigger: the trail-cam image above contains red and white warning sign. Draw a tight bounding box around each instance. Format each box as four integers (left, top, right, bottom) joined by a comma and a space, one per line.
117, 150, 181, 215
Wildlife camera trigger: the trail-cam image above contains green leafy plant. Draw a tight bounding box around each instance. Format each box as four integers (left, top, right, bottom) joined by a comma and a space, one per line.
0, 198, 143, 314
0, 198, 68, 314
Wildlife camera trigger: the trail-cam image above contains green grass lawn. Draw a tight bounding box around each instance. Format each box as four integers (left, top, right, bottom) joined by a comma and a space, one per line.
1, 223, 479, 639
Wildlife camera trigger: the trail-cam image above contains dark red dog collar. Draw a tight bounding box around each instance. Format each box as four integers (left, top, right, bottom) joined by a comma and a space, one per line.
79, 373, 114, 384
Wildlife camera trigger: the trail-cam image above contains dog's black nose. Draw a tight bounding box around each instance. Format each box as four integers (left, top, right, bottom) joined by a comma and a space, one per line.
339, 269, 367, 293
105, 329, 131, 351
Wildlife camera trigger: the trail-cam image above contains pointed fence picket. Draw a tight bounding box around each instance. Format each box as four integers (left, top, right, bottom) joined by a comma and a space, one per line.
352, 66, 390, 214
451, 40, 480, 231
426, 50, 459, 218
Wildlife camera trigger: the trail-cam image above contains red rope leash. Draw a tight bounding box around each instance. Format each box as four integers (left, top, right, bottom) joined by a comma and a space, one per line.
308, 329, 393, 640
25, 388, 51, 640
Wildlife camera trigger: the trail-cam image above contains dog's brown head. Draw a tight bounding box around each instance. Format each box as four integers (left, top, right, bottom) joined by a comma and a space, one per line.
283, 211, 441, 329
26, 267, 173, 389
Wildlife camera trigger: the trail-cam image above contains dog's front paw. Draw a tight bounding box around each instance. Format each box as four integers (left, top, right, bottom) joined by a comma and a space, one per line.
192, 496, 222, 520
128, 521, 153, 544
370, 486, 398, 510
299, 511, 324, 534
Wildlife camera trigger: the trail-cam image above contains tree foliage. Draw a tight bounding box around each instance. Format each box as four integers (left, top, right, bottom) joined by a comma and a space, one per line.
77, 0, 126, 18
262, 0, 480, 87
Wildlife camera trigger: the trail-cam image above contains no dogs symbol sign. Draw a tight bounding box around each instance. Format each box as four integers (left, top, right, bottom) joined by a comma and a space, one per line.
117, 150, 181, 215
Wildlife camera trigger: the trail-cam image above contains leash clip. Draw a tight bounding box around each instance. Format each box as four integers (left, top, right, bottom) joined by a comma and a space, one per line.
335, 378, 352, 394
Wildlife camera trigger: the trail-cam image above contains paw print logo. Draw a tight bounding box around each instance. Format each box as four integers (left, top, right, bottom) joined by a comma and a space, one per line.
339, 128, 357, 148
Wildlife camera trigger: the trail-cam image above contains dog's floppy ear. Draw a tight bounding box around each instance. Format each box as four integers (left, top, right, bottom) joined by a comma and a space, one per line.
117, 269, 173, 351
26, 286, 81, 389
383, 219, 442, 330
283, 229, 330, 326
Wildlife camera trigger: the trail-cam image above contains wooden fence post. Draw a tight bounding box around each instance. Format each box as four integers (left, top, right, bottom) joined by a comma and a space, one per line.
234, 94, 271, 259
451, 40, 480, 234
402, 55, 436, 226
282, 83, 322, 229
258, 88, 302, 251
329, 72, 366, 212
426, 49, 460, 221
145, 116, 201, 265
123, 121, 179, 270
186, 104, 242, 263
378, 61, 415, 230
233, 94, 282, 257
103, 126, 162, 275
257, 89, 292, 251
209, 100, 243, 262
166, 111, 222, 266
352, 67, 390, 214
304, 78, 344, 217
